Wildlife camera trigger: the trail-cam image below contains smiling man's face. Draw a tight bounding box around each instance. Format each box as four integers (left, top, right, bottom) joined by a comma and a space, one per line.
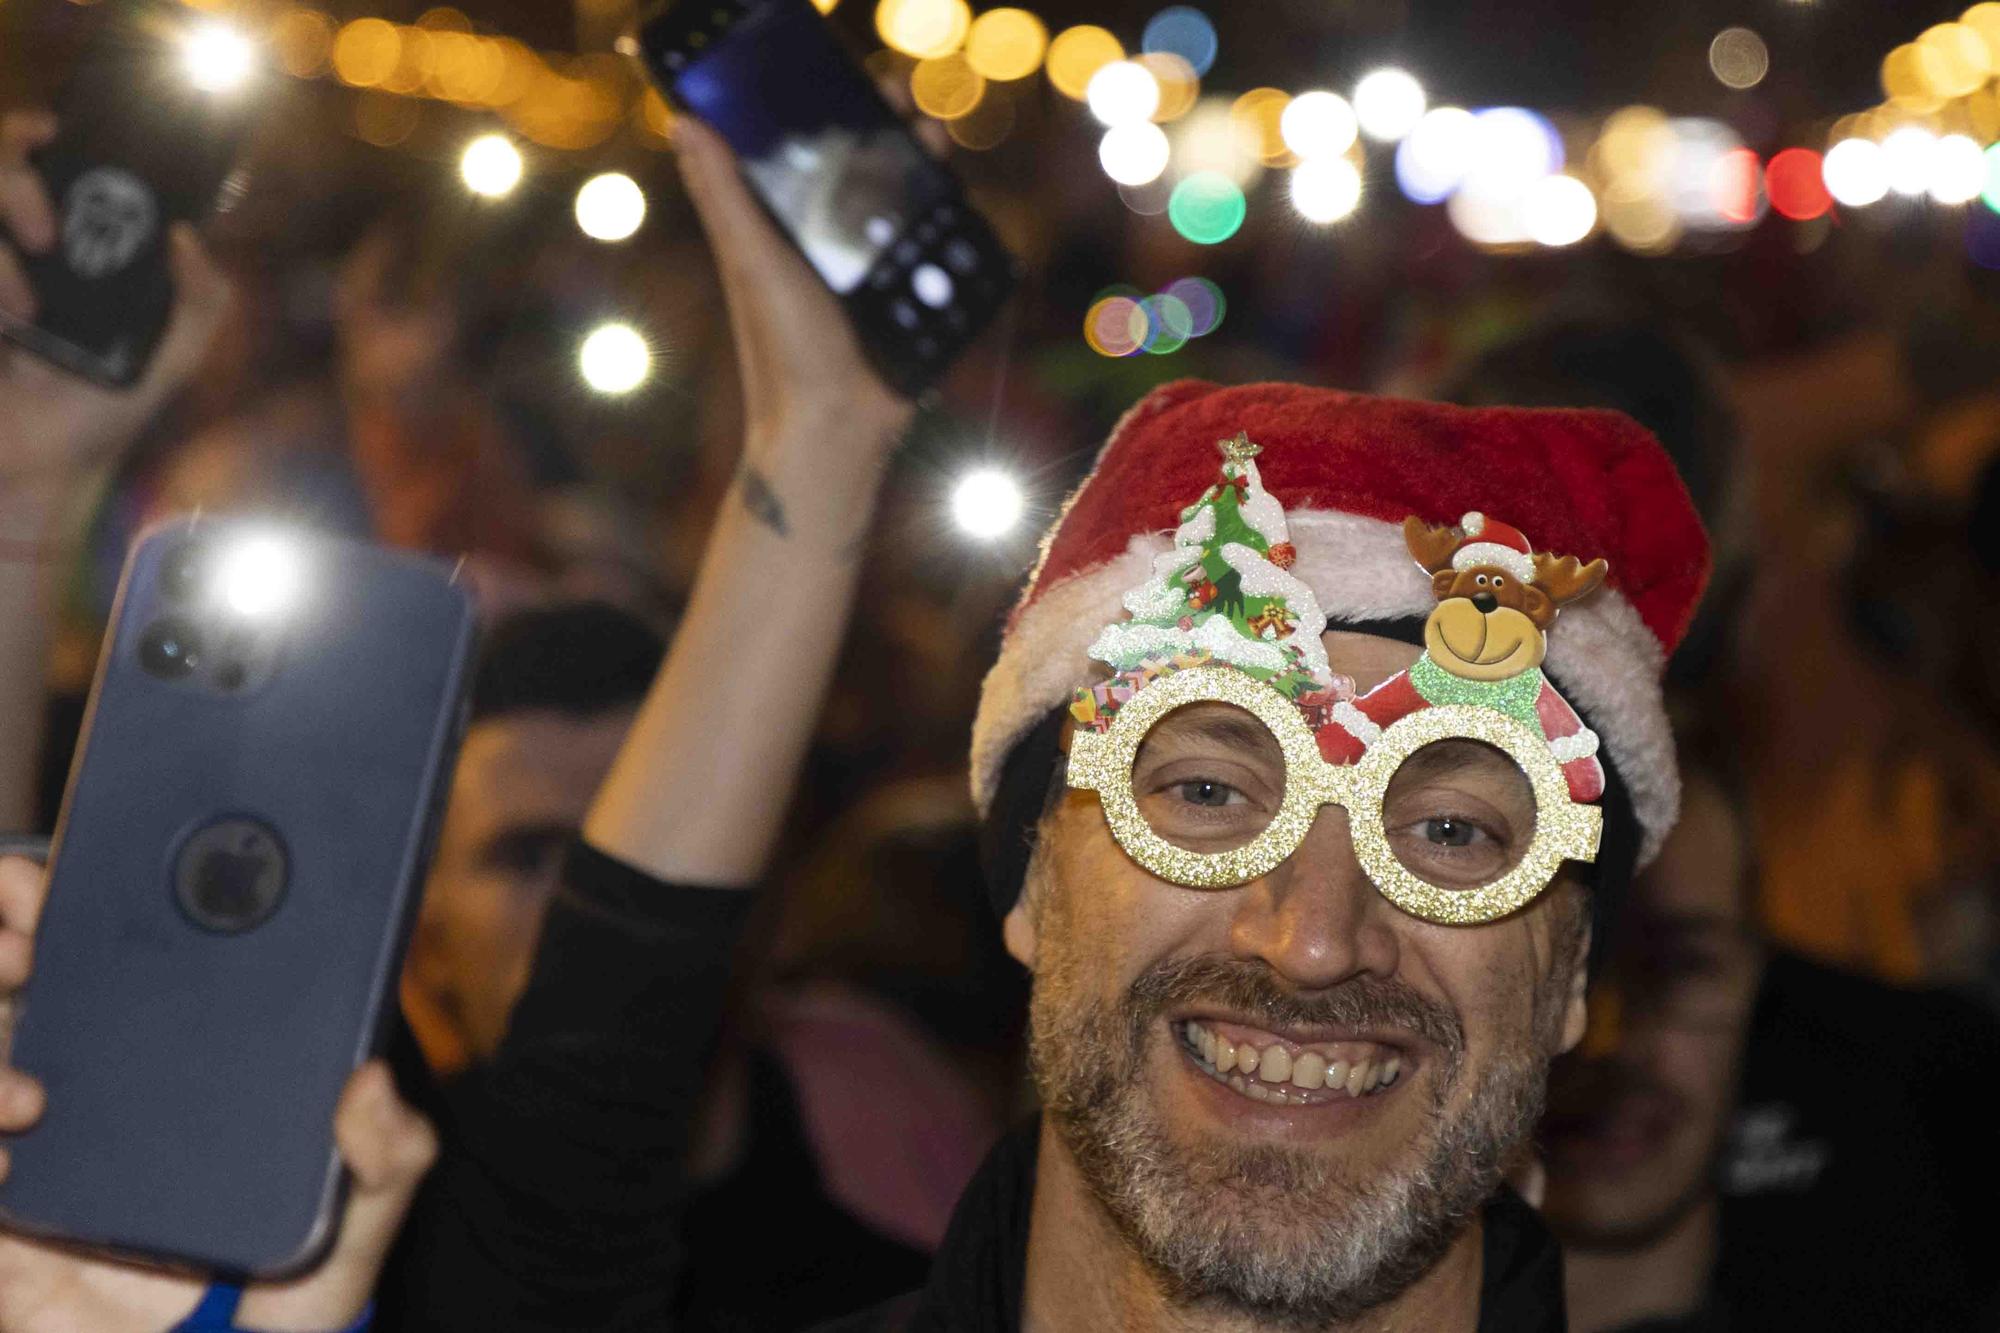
1005, 631, 1592, 1323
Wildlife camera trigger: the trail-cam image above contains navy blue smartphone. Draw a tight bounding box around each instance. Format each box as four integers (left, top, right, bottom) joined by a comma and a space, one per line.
636, 0, 1016, 396
0, 519, 474, 1277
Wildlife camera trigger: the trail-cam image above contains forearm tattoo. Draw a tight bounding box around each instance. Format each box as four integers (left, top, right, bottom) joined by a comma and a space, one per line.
736, 459, 789, 538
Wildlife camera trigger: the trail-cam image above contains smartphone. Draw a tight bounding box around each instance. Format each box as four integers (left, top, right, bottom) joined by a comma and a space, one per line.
0, 520, 475, 1278
636, 0, 1017, 396
0, 3, 259, 385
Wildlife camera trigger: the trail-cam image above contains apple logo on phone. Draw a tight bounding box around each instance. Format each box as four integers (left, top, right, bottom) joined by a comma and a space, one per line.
174, 817, 288, 934
61, 166, 158, 281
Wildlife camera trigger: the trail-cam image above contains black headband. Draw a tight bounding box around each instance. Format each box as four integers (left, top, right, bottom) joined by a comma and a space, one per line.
975, 615, 1640, 976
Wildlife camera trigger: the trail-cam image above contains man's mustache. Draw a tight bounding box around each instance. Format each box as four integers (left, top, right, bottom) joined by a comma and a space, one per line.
1122, 955, 1467, 1059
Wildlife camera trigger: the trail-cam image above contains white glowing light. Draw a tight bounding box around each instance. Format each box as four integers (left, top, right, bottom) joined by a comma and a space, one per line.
1460, 107, 1561, 202
1524, 174, 1597, 246
1086, 60, 1161, 126
1446, 188, 1531, 245
1394, 105, 1477, 203
1289, 157, 1362, 223
1353, 68, 1425, 142
574, 172, 646, 241
460, 135, 524, 198
1098, 122, 1171, 185
1279, 90, 1358, 159
579, 323, 651, 394
218, 537, 302, 617
182, 22, 257, 93
951, 468, 1025, 538
1822, 137, 1888, 207
1928, 133, 1987, 204
1881, 126, 1937, 197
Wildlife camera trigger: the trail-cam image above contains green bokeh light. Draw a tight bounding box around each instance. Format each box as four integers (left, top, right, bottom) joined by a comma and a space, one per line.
1984, 143, 2000, 215
1141, 294, 1195, 354
1168, 172, 1247, 245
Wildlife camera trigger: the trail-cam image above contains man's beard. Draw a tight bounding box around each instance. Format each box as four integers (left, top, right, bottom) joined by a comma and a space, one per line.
1028, 950, 1557, 1327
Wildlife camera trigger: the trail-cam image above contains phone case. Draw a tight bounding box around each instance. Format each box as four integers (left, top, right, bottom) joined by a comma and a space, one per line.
0, 4, 254, 385
0, 520, 475, 1277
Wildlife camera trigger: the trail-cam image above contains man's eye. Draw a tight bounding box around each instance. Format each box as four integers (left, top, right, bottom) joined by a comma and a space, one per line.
1421, 817, 1484, 847
1176, 780, 1242, 807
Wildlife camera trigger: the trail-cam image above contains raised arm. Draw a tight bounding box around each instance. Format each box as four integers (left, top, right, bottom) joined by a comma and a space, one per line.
582, 116, 915, 886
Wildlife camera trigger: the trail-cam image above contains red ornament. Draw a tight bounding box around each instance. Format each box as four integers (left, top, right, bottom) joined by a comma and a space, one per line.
1266, 541, 1296, 569
1187, 580, 1219, 610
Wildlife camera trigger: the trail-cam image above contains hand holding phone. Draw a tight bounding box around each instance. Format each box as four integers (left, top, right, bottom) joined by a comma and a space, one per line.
0, 856, 437, 1329
0, 110, 234, 495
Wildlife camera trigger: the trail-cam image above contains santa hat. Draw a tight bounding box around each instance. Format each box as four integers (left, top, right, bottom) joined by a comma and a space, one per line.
971, 380, 1710, 878
1452, 513, 1538, 585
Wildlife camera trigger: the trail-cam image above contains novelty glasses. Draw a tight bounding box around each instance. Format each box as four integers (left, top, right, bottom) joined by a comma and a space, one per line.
1064, 666, 1602, 925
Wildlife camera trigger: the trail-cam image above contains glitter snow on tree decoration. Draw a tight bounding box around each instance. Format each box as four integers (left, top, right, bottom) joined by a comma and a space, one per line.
1085, 432, 1333, 701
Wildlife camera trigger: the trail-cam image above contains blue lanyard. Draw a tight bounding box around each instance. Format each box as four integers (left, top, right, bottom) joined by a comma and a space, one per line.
170, 1284, 373, 1333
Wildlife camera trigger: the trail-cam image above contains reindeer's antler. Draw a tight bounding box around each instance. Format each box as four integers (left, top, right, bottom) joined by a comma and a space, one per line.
1531, 551, 1609, 608
1402, 516, 1462, 575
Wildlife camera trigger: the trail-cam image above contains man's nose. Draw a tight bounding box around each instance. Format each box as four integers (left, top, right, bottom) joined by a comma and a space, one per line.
1470, 591, 1498, 614
1227, 807, 1398, 990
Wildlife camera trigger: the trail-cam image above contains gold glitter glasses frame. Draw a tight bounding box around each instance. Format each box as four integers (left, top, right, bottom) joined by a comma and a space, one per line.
1064, 665, 1603, 926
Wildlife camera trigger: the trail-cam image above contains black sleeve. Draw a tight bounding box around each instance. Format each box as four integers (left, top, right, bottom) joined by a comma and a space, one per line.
377, 840, 758, 1332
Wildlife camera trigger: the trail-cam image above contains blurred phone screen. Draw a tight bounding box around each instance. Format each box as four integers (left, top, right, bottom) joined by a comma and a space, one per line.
669, 3, 954, 293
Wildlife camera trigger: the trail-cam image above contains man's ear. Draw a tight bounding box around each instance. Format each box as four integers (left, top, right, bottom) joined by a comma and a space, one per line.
1558, 921, 1592, 1055
1002, 898, 1038, 969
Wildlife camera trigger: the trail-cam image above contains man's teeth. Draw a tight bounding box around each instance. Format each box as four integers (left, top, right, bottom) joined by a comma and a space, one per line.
1183, 1020, 1402, 1103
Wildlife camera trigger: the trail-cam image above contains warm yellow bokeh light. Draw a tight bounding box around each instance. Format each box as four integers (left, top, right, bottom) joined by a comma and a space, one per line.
875, 0, 972, 59
459, 133, 524, 196
332, 17, 401, 88
1229, 88, 1293, 166
1136, 51, 1198, 122
812, 0, 841, 12
271, 9, 334, 78
415, 6, 472, 32
1045, 24, 1123, 100
911, 52, 985, 119
1919, 22, 1991, 96
965, 7, 1047, 81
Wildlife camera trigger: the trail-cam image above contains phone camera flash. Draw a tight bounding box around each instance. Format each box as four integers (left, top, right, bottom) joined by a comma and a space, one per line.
216, 537, 301, 618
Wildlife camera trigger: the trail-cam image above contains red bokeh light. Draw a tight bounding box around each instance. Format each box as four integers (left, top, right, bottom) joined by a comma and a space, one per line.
1710, 147, 1761, 224
1765, 147, 1832, 221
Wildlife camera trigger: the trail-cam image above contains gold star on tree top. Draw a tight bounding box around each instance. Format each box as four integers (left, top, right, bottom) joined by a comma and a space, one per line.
1218, 431, 1261, 463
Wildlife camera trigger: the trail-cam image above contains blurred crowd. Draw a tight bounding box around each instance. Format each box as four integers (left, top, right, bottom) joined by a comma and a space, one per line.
4, 1, 2000, 1330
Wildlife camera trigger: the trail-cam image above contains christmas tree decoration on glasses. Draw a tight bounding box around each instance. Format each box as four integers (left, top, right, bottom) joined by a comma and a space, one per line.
1063, 433, 1609, 926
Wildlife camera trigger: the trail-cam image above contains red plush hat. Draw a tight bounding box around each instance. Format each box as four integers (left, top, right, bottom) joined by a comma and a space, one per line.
970, 380, 1710, 868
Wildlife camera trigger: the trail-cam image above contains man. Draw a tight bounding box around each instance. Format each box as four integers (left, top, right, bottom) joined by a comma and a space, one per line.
1543, 736, 2000, 1332
399, 602, 664, 1076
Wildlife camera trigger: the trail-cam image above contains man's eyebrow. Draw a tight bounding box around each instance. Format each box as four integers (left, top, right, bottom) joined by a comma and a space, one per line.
1138, 709, 1278, 757
1392, 739, 1522, 785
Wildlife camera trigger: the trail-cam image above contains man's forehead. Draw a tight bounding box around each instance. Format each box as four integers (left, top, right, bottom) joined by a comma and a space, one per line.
1323, 629, 1422, 693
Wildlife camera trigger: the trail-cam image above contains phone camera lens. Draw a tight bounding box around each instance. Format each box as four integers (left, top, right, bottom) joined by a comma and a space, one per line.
139, 619, 202, 678
158, 543, 209, 603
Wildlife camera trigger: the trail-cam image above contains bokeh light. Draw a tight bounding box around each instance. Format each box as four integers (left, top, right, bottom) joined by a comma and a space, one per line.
1765, 147, 1831, 220
579, 322, 651, 394
459, 133, 524, 197
1918, 22, 1991, 98
1460, 107, 1562, 201
1823, 137, 1889, 206
1229, 88, 1294, 165
271, 10, 334, 78
1085, 294, 1149, 356
1447, 188, 1531, 246
911, 52, 986, 119
1709, 147, 1762, 224
1882, 126, 1938, 196
1983, 142, 2000, 213
964, 8, 1046, 81
1135, 52, 1199, 122
1167, 171, 1247, 243
1140, 292, 1195, 353
1141, 6, 1219, 77
1163, 276, 1225, 335
574, 172, 645, 241
1087, 60, 1161, 125
875, 0, 972, 59
1174, 97, 1265, 188
332, 18, 401, 88
951, 468, 1027, 538
1046, 25, 1123, 100
1929, 133, 1987, 204
1280, 90, 1358, 159
1353, 68, 1426, 142
1524, 174, 1597, 245
1099, 121, 1171, 185
182, 21, 256, 92
1289, 157, 1362, 223
1708, 27, 1769, 90
1395, 106, 1477, 203
1664, 117, 1748, 229
1601, 185, 1681, 252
